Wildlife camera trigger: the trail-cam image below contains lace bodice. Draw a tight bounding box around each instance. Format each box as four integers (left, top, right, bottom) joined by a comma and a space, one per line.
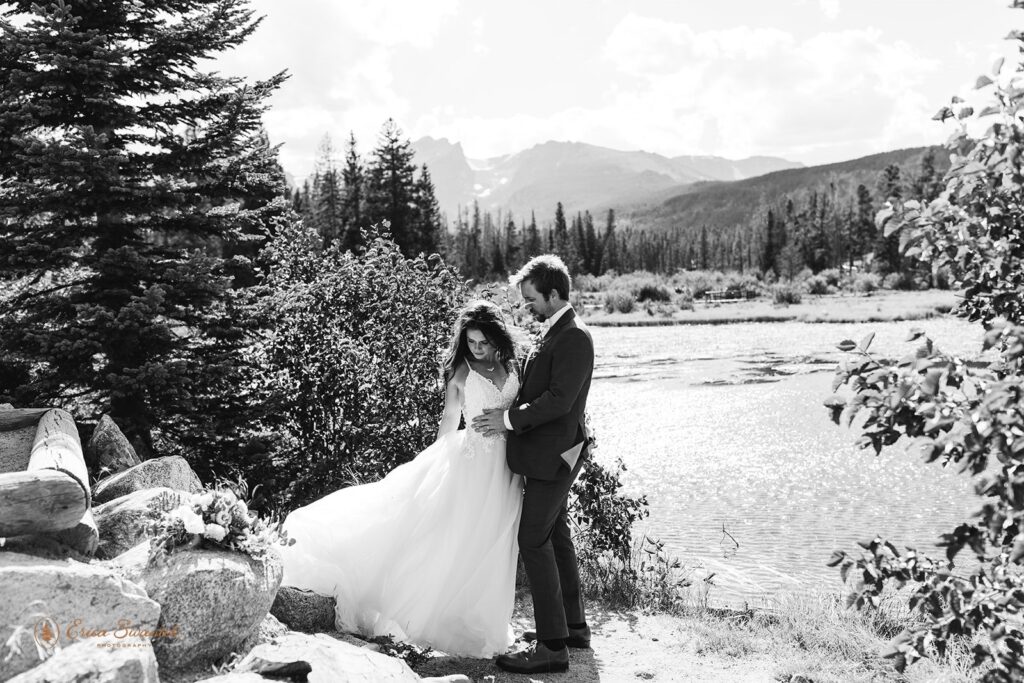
461, 366, 520, 456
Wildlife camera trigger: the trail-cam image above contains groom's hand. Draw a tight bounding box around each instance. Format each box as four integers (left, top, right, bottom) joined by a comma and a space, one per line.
472, 409, 507, 437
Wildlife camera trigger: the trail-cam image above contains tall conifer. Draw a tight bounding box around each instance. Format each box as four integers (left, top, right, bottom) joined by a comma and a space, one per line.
0, 0, 288, 459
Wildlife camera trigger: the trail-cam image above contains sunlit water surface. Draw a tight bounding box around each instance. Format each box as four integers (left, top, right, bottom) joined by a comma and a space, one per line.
585, 317, 988, 607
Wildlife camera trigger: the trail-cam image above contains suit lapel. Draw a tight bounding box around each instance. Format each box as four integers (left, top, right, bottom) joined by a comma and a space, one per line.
521, 307, 576, 386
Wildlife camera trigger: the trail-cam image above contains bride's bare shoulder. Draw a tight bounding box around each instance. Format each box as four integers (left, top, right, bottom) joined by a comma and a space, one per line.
452, 360, 471, 386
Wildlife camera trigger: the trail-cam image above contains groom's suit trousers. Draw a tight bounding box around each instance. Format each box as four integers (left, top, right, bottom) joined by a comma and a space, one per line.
518, 450, 587, 641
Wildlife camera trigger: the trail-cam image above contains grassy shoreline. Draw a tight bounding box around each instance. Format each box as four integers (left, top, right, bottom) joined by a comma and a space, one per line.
410, 589, 974, 683
580, 289, 959, 327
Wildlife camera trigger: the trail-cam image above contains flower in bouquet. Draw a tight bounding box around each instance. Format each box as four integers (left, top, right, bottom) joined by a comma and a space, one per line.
148, 483, 293, 566
175, 506, 206, 534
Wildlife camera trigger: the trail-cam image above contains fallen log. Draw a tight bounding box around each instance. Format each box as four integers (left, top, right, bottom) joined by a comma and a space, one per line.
0, 408, 98, 556
0, 408, 52, 432
0, 469, 88, 535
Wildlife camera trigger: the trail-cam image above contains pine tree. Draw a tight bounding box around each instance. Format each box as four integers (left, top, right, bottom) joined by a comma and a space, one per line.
340, 131, 364, 251
364, 118, 418, 255
412, 164, 442, 256
525, 211, 541, 257
503, 216, 520, 272
0, 0, 288, 460
874, 164, 904, 273
699, 225, 710, 270
553, 202, 569, 261
911, 149, 943, 203
583, 211, 598, 275
310, 134, 344, 246
854, 184, 875, 269
601, 209, 617, 274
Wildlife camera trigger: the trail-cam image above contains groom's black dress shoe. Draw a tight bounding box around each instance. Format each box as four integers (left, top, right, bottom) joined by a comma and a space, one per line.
496, 641, 570, 674
523, 624, 591, 648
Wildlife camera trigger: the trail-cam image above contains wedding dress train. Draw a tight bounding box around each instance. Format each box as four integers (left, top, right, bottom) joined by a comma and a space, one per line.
280, 367, 523, 657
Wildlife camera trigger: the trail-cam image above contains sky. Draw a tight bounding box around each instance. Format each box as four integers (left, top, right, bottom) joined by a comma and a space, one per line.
211, 0, 1022, 180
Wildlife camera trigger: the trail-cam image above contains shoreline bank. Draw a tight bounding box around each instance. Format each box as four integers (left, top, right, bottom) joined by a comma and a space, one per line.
581, 289, 959, 327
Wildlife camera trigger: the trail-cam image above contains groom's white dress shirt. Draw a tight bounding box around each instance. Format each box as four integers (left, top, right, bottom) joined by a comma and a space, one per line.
502, 304, 573, 430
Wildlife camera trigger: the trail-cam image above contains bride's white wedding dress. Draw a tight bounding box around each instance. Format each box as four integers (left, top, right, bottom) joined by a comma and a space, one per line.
280, 367, 523, 657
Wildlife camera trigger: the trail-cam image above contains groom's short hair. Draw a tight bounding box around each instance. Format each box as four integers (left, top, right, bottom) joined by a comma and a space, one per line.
510, 254, 571, 300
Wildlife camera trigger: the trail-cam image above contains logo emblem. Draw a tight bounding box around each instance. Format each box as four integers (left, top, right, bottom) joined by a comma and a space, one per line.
32, 616, 60, 655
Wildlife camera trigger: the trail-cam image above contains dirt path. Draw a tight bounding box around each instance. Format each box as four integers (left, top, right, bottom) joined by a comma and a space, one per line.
413, 606, 794, 683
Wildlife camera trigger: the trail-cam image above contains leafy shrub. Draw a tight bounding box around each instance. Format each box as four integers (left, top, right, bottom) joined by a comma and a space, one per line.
853, 273, 881, 295
669, 270, 717, 299
573, 273, 601, 293
247, 224, 466, 511
772, 283, 802, 305
882, 271, 913, 290
604, 290, 636, 313
637, 284, 673, 303
578, 536, 695, 611
723, 273, 762, 299
819, 268, 842, 287
675, 290, 695, 311
805, 275, 829, 295
824, 22, 1024, 678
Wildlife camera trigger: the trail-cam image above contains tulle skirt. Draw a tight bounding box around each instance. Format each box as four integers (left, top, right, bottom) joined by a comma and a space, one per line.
280, 429, 523, 657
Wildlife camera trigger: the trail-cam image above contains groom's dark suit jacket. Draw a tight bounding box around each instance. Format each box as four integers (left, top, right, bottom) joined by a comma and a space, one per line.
507, 308, 594, 481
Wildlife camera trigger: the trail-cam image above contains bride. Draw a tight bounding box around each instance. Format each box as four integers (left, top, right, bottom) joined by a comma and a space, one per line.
280, 299, 524, 657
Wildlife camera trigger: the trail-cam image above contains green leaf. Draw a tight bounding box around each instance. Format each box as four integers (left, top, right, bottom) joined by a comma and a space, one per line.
906, 328, 925, 342
975, 75, 993, 89
859, 332, 876, 353
932, 106, 954, 122
831, 373, 846, 393
826, 550, 846, 567
921, 368, 942, 396
876, 207, 896, 230
1010, 535, 1024, 564
994, 56, 1005, 75
837, 339, 857, 352
881, 631, 913, 660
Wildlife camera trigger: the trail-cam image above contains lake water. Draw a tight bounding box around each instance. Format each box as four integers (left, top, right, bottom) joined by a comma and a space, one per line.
585, 316, 987, 608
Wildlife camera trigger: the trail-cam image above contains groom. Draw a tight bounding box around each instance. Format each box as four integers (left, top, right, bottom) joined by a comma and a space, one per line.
473, 254, 593, 674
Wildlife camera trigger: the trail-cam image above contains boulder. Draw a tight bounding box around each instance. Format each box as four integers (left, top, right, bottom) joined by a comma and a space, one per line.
8, 637, 158, 682
236, 613, 289, 655
93, 456, 202, 505
115, 543, 284, 672
232, 632, 421, 682
270, 586, 336, 633
94, 487, 190, 560
0, 551, 160, 681
86, 415, 141, 476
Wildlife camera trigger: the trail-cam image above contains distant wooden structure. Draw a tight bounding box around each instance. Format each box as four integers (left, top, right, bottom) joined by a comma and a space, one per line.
0, 407, 98, 556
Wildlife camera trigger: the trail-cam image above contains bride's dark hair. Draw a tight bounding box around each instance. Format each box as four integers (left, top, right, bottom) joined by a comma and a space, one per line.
442, 299, 519, 384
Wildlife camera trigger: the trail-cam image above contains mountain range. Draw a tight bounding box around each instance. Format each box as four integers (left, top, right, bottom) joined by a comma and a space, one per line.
623, 145, 946, 234
410, 137, 804, 220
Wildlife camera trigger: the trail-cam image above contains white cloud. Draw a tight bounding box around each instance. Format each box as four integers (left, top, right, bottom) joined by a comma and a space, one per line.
604, 15, 792, 75
819, 0, 840, 20
592, 16, 944, 161
329, 0, 460, 48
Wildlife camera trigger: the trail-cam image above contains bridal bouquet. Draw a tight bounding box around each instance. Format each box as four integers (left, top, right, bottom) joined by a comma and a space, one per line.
147, 485, 294, 565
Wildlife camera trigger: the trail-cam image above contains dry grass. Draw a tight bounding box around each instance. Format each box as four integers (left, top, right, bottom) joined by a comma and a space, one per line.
584, 289, 959, 326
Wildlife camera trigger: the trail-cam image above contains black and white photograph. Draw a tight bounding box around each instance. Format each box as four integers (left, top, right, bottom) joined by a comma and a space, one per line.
2, 0, 1024, 681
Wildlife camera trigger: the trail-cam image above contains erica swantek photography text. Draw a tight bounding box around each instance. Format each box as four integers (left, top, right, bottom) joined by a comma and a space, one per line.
35, 616, 180, 649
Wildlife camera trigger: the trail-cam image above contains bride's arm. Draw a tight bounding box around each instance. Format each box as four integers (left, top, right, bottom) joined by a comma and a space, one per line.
435, 363, 468, 439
